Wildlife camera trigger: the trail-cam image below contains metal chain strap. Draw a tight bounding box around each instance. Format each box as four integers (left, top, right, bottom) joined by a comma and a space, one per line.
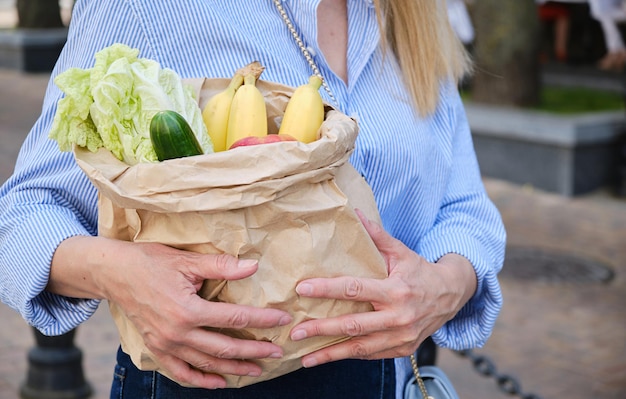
410, 354, 434, 399
272, 0, 341, 108
454, 349, 543, 399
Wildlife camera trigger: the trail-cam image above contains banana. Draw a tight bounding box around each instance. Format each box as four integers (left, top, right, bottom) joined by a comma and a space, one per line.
202, 73, 243, 152
226, 73, 268, 149
278, 75, 324, 143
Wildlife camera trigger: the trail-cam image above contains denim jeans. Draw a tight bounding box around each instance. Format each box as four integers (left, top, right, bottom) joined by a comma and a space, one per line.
110, 346, 396, 399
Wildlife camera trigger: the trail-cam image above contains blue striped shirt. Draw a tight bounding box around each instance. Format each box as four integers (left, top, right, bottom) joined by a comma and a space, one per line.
0, 0, 505, 394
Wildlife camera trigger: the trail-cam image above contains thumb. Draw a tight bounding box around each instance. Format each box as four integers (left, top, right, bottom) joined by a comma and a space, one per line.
354, 208, 401, 256
190, 252, 259, 282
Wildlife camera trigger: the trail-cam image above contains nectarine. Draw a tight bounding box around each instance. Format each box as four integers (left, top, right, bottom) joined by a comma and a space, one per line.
229, 134, 297, 149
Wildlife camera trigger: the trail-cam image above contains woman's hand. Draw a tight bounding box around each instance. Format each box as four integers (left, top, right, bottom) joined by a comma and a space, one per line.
289, 209, 477, 368
49, 236, 292, 389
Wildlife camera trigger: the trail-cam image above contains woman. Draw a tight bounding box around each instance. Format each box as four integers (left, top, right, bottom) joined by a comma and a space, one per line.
0, 0, 505, 397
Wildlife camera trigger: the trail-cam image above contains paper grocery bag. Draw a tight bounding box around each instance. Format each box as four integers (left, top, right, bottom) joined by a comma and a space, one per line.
74, 77, 387, 388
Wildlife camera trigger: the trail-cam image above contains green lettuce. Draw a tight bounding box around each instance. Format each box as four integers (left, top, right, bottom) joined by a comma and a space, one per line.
49, 43, 213, 165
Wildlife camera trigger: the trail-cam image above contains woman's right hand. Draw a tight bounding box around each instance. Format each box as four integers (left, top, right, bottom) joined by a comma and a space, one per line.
49, 236, 292, 389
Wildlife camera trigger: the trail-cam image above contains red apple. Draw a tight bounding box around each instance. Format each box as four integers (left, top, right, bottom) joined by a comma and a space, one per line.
229, 134, 297, 149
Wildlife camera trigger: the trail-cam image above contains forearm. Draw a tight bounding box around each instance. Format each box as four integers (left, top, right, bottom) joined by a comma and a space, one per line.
48, 235, 119, 300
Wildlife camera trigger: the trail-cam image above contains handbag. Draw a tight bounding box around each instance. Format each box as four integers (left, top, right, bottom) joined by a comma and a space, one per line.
404, 354, 460, 399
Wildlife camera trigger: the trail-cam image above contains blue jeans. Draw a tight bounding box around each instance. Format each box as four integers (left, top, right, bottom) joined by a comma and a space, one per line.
110, 346, 396, 399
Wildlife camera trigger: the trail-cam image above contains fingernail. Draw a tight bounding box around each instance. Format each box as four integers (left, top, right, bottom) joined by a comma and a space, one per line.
279, 315, 292, 326
237, 259, 257, 268
302, 357, 318, 368
270, 352, 283, 359
296, 283, 313, 296
247, 369, 262, 377
291, 329, 307, 341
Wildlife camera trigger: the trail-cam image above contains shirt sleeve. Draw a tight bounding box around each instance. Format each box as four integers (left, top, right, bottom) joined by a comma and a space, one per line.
0, 90, 101, 335
0, 0, 145, 335
418, 83, 506, 350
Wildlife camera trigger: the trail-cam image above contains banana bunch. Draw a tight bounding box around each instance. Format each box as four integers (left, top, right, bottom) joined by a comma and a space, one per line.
202, 63, 325, 151
202, 62, 267, 152
202, 73, 243, 152
278, 75, 324, 144
225, 72, 268, 149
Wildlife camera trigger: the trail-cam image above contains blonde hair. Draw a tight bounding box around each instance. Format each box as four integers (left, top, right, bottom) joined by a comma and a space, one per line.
375, 0, 472, 116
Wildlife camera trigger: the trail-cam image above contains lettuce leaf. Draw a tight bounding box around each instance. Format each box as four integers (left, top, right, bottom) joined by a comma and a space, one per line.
49, 43, 213, 165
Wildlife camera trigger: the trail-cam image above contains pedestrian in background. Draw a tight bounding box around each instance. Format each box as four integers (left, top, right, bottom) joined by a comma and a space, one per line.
589, 0, 626, 71
537, 0, 573, 62
447, 0, 476, 46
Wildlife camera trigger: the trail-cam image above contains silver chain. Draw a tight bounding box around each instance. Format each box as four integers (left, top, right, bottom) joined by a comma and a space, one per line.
272, 0, 340, 108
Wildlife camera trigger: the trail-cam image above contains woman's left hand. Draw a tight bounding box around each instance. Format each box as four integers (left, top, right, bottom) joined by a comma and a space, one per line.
290, 209, 477, 368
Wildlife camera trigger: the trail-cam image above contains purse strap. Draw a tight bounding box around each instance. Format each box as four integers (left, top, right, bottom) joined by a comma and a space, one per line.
275, 2, 433, 397
410, 354, 434, 399
272, 0, 340, 109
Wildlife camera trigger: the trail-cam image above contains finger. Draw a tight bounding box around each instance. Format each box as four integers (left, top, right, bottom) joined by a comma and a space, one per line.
296, 275, 386, 303
355, 208, 402, 255
186, 253, 260, 282
191, 297, 292, 330
173, 344, 266, 377
153, 352, 228, 389
184, 327, 285, 361
299, 332, 400, 367
290, 308, 397, 342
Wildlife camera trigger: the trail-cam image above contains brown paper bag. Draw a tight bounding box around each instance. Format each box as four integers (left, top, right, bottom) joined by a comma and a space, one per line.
74, 78, 387, 388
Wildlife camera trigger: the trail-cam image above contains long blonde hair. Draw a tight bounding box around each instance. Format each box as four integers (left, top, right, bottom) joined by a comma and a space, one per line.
375, 0, 472, 116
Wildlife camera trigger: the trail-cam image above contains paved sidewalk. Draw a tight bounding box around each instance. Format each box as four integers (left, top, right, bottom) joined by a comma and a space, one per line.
1, 68, 625, 399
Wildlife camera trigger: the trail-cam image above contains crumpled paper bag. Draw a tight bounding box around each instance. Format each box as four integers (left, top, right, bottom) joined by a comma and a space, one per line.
73, 77, 388, 388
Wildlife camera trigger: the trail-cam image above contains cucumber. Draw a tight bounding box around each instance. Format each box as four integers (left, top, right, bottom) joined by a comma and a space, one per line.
150, 110, 203, 161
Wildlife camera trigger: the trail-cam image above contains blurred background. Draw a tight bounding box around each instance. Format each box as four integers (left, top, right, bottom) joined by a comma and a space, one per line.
0, 1, 625, 398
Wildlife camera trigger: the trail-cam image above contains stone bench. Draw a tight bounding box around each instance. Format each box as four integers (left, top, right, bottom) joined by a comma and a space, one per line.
0, 28, 66, 72
466, 102, 626, 196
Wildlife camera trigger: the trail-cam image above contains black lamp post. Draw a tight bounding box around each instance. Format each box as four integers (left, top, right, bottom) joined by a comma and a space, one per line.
20, 327, 92, 399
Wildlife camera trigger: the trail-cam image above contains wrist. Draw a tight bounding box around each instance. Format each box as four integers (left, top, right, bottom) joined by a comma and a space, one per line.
48, 235, 122, 300
436, 253, 477, 307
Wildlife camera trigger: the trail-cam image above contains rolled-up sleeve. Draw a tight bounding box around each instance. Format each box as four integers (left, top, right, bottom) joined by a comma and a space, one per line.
0, 0, 149, 336
0, 93, 101, 335
418, 84, 505, 349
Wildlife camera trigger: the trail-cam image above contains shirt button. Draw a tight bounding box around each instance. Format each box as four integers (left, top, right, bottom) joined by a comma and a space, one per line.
305, 46, 317, 57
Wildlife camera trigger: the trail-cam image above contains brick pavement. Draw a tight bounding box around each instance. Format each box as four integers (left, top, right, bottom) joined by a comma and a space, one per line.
1, 68, 626, 399
445, 181, 626, 399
